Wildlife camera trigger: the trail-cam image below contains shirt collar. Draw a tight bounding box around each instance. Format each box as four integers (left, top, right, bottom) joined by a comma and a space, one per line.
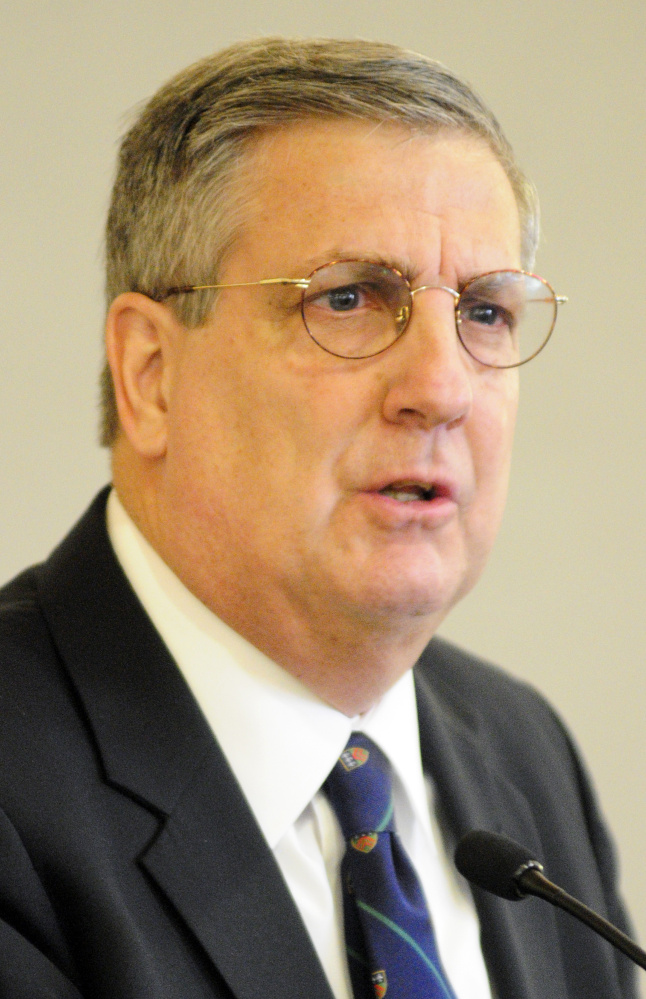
106, 489, 432, 848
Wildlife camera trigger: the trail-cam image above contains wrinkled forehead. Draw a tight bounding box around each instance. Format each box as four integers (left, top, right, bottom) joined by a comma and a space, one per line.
220, 120, 522, 278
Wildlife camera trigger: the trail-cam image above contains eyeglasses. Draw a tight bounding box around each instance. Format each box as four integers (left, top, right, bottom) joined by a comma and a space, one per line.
159, 260, 567, 368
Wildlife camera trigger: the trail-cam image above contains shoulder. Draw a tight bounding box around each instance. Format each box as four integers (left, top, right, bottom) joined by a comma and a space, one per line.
0, 492, 115, 797
414, 635, 618, 896
414, 635, 594, 832
0, 560, 78, 744
0, 565, 57, 676
415, 634, 566, 741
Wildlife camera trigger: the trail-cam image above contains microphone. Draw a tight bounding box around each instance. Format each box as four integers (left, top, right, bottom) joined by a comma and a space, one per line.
455, 829, 646, 971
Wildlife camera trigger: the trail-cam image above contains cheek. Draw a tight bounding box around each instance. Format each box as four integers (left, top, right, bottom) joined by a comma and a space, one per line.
165, 337, 354, 521
451, 380, 517, 601
470, 376, 518, 506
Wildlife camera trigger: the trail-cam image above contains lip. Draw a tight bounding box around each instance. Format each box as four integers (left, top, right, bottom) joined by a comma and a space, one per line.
355, 474, 460, 527
368, 473, 458, 501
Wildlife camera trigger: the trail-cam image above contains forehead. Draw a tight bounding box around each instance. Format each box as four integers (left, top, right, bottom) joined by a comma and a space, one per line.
226, 120, 522, 278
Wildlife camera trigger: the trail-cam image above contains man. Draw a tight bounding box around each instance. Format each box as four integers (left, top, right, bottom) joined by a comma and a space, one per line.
0, 37, 636, 999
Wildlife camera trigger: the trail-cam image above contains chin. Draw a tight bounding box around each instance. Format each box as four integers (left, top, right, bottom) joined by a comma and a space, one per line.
341, 568, 463, 627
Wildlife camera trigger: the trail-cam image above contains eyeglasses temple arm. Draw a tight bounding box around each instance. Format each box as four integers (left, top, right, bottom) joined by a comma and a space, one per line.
161, 277, 311, 299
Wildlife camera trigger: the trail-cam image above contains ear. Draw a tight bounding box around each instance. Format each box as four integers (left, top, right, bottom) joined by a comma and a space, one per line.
105, 293, 182, 458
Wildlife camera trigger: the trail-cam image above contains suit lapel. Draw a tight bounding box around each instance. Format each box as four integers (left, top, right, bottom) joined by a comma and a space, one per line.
414, 654, 569, 999
37, 490, 334, 999
140, 742, 332, 999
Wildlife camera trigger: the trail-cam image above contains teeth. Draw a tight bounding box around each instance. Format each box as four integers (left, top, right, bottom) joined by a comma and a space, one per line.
380, 485, 434, 502
389, 491, 423, 502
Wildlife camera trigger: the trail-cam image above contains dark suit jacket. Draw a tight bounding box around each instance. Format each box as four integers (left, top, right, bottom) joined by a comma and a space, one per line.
0, 490, 637, 998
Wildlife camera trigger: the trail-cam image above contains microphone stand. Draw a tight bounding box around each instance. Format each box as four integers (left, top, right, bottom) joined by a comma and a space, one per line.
516, 864, 646, 971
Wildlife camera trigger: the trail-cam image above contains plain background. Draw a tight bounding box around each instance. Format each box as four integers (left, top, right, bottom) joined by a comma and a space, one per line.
2, 0, 645, 986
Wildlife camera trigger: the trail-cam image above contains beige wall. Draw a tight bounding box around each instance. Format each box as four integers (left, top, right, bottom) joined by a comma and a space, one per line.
2, 1, 645, 984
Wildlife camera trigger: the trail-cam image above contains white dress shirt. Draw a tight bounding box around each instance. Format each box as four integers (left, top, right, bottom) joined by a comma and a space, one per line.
106, 490, 492, 999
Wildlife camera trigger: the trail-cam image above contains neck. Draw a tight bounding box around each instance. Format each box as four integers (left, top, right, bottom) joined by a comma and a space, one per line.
216, 593, 439, 716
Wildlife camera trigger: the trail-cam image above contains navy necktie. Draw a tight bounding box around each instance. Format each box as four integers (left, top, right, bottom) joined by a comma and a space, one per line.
324, 733, 458, 999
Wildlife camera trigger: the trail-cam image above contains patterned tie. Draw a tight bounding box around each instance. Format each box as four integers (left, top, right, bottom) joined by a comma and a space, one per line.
323, 733, 458, 999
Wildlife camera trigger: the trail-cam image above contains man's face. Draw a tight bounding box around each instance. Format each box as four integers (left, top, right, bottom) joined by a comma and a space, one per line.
157, 121, 520, 657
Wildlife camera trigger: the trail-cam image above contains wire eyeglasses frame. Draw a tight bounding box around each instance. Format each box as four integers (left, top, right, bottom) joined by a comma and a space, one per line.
157, 260, 567, 369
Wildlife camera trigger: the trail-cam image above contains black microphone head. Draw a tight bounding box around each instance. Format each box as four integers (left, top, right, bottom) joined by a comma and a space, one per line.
454, 830, 542, 901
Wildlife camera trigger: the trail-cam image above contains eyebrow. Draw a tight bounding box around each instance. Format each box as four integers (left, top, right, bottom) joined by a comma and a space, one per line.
283, 251, 500, 291
297, 249, 417, 280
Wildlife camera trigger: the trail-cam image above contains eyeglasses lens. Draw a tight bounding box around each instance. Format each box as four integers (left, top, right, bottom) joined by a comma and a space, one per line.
302, 261, 411, 358
457, 272, 557, 368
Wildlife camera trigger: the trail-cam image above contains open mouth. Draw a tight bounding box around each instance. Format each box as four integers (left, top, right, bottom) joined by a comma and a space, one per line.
378, 482, 438, 503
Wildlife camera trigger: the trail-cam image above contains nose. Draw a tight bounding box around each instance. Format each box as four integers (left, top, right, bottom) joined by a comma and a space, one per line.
380, 288, 473, 431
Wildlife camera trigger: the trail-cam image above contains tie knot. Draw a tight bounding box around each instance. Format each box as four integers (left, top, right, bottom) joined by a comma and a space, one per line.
323, 733, 395, 844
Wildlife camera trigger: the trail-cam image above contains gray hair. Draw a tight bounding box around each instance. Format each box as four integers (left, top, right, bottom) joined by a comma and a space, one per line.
101, 36, 539, 445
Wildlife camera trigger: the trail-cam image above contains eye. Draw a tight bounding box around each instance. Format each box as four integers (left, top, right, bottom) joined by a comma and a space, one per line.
308, 282, 377, 314
460, 298, 516, 333
325, 284, 365, 312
